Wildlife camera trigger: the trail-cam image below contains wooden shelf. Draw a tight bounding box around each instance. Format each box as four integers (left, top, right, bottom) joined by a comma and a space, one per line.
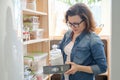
23, 9, 47, 15
50, 36, 63, 40
23, 38, 49, 45
43, 75, 52, 80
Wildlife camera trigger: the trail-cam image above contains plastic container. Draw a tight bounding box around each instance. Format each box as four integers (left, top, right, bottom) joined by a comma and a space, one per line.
21, 0, 27, 9
26, 0, 36, 10
24, 53, 48, 72
29, 29, 44, 40
23, 15, 39, 23
50, 44, 63, 65
23, 22, 39, 31
36, 29, 44, 39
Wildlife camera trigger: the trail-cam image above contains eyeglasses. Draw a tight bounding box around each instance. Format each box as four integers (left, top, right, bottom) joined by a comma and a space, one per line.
67, 20, 84, 28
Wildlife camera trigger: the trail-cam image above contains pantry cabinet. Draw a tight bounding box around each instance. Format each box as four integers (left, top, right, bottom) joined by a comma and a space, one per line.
21, 0, 50, 80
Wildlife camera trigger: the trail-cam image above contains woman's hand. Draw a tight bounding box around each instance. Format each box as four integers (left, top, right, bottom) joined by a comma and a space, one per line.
65, 61, 93, 74
65, 61, 79, 74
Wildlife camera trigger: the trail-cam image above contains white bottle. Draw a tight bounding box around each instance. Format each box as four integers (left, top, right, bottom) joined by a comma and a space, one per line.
50, 44, 63, 65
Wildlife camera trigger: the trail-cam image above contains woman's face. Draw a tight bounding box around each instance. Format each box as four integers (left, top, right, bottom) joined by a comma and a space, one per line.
67, 15, 85, 34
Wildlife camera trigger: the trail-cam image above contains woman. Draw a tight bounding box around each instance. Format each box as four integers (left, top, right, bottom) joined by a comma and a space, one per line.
58, 3, 107, 80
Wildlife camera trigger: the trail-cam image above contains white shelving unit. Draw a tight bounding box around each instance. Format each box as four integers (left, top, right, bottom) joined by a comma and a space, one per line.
21, 0, 50, 80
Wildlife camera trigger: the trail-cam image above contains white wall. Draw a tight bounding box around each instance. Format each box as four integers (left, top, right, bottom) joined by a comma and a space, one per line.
111, 0, 120, 80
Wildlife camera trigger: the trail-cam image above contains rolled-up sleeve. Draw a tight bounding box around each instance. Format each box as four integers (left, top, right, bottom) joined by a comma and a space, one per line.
90, 41, 107, 75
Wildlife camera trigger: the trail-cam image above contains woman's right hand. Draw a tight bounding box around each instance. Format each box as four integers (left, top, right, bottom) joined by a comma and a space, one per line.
65, 61, 79, 74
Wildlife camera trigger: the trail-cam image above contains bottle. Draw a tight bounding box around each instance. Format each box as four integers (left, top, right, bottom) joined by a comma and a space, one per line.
50, 44, 63, 65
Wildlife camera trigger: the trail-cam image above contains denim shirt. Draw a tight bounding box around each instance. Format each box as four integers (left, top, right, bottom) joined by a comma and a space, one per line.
58, 30, 107, 80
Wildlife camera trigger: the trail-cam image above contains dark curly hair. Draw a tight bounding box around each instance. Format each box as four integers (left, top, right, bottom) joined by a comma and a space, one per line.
65, 3, 96, 33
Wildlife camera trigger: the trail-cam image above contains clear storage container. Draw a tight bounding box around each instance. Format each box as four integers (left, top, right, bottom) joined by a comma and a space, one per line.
23, 15, 39, 23
27, 53, 48, 72
50, 44, 63, 65
26, 0, 36, 10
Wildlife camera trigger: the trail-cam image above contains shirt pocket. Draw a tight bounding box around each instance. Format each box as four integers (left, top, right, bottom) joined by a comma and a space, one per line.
73, 47, 90, 64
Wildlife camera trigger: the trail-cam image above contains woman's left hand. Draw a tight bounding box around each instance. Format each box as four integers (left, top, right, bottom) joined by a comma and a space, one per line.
65, 61, 79, 74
